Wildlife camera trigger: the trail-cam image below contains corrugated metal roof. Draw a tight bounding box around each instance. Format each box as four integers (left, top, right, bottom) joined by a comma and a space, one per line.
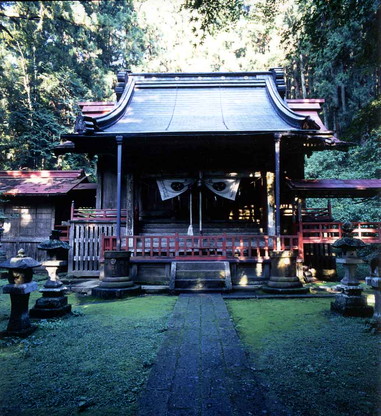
0, 170, 88, 196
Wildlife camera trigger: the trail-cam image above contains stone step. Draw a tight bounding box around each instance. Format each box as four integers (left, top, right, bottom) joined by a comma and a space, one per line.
170, 261, 232, 292
175, 279, 227, 289
173, 287, 229, 293
176, 261, 227, 271
175, 270, 227, 279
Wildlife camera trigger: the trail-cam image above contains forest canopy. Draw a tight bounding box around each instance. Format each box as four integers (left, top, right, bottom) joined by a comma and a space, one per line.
0, 0, 380, 220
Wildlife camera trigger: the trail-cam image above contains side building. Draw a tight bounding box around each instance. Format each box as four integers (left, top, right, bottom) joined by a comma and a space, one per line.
0, 170, 95, 261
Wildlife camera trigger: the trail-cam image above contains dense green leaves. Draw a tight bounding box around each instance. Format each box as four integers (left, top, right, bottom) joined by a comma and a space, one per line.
0, 0, 146, 172
283, 0, 380, 134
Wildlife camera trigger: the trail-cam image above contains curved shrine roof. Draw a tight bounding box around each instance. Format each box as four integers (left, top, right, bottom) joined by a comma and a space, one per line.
74, 70, 321, 136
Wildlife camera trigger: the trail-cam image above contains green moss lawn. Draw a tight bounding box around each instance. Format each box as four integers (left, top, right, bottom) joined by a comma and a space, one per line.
226, 298, 381, 416
0, 287, 176, 416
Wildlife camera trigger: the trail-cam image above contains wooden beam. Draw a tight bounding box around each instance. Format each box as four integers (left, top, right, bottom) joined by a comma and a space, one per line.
126, 173, 134, 236
266, 171, 275, 235
116, 136, 123, 250
274, 133, 282, 249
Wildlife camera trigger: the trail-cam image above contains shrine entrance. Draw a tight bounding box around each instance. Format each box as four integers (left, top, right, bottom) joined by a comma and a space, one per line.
138, 173, 266, 235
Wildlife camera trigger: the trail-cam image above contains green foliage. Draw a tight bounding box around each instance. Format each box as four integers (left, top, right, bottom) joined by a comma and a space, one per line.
305, 97, 380, 221
135, 0, 285, 72
0, 0, 147, 170
283, 0, 380, 134
182, 0, 245, 35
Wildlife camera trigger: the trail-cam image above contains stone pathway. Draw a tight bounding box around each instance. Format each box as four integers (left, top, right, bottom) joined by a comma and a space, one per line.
138, 293, 291, 416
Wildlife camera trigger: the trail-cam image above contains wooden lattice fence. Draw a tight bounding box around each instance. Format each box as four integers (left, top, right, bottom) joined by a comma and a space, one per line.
68, 222, 116, 276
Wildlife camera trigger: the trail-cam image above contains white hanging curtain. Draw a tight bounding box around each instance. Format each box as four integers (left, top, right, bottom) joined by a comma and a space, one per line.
204, 179, 240, 201
157, 178, 240, 201
156, 179, 195, 201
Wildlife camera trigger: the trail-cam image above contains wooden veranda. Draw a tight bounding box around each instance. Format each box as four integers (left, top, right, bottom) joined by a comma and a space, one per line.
66, 207, 381, 277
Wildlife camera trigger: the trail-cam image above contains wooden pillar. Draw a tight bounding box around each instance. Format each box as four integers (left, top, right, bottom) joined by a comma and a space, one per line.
116, 135, 123, 250
126, 173, 134, 236
274, 133, 282, 240
273, 134, 283, 250
266, 172, 275, 235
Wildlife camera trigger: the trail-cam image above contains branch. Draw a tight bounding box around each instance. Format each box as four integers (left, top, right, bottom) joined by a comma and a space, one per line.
0, 12, 40, 21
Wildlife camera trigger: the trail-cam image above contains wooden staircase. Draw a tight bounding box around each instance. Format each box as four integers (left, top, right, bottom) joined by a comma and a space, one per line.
169, 261, 232, 293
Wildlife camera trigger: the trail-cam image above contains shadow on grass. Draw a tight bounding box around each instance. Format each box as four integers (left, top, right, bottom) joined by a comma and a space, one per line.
226, 298, 380, 416
0, 293, 177, 416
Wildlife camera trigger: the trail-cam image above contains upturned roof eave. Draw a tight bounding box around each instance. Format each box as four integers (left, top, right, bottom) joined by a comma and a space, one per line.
74, 70, 319, 134
61, 128, 323, 141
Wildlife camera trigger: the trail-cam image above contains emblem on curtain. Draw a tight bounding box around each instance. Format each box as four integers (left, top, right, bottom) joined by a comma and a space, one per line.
156, 178, 240, 201
204, 179, 240, 200
156, 179, 195, 200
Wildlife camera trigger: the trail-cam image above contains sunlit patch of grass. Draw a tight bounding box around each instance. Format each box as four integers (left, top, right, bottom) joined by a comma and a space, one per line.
226, 298, 381, 416
0, 292, 177, 415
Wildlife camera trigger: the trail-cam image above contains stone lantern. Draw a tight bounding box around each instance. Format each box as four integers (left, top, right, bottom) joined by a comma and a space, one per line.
331, 222, 373, 317
0, 210, 7, 263
30, 230, 71, 318
0, 249, 40, 337
365, 250, 381, 331
37, 229, 70, 287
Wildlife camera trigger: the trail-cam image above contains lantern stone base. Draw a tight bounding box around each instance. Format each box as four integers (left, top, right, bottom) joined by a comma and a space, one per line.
331, 285, 373, 317
262, 251, 309, 294
1, 282, 38, 338
92, 251, 140, 299
92, 279, 141, 299
365, 277, 381, 331
30, 287, 72, 319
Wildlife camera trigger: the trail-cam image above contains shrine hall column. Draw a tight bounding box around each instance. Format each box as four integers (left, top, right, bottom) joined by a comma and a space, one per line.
126, 173, 134, 237
116, 135, 123, 250
274, 133, 282, 249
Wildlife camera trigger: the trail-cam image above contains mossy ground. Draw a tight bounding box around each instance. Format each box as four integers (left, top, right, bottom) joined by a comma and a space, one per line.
226, 298, 381, 416
0, 283, 177, 416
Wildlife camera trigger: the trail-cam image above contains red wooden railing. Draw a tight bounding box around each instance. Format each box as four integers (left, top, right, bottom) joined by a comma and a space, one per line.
101, 234, 300, 260
300, 221, 380, 243
100, 222, 380, 261
54, 225, 70, 241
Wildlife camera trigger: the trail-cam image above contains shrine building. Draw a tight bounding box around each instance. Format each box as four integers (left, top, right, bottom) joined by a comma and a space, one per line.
54, 69, 380, 289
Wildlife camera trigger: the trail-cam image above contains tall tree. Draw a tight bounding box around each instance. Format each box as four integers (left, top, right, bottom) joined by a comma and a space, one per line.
283, 0, 380, 134
0, 0, 146, 171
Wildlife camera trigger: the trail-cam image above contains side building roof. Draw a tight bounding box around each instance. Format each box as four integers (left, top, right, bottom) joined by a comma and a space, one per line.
0, 170, 91, 196
286, 178, 381, 198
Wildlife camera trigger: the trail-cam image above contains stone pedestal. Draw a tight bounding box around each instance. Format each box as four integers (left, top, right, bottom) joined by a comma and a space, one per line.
1, 282, 38, 338
331, 258, 373, 317
365, 276, 381, 330
30, 286, 71, 318
262, 251, 309, 294
92, 251, 140, 299
30, 260, 72, 318
331, 285, 373, 317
